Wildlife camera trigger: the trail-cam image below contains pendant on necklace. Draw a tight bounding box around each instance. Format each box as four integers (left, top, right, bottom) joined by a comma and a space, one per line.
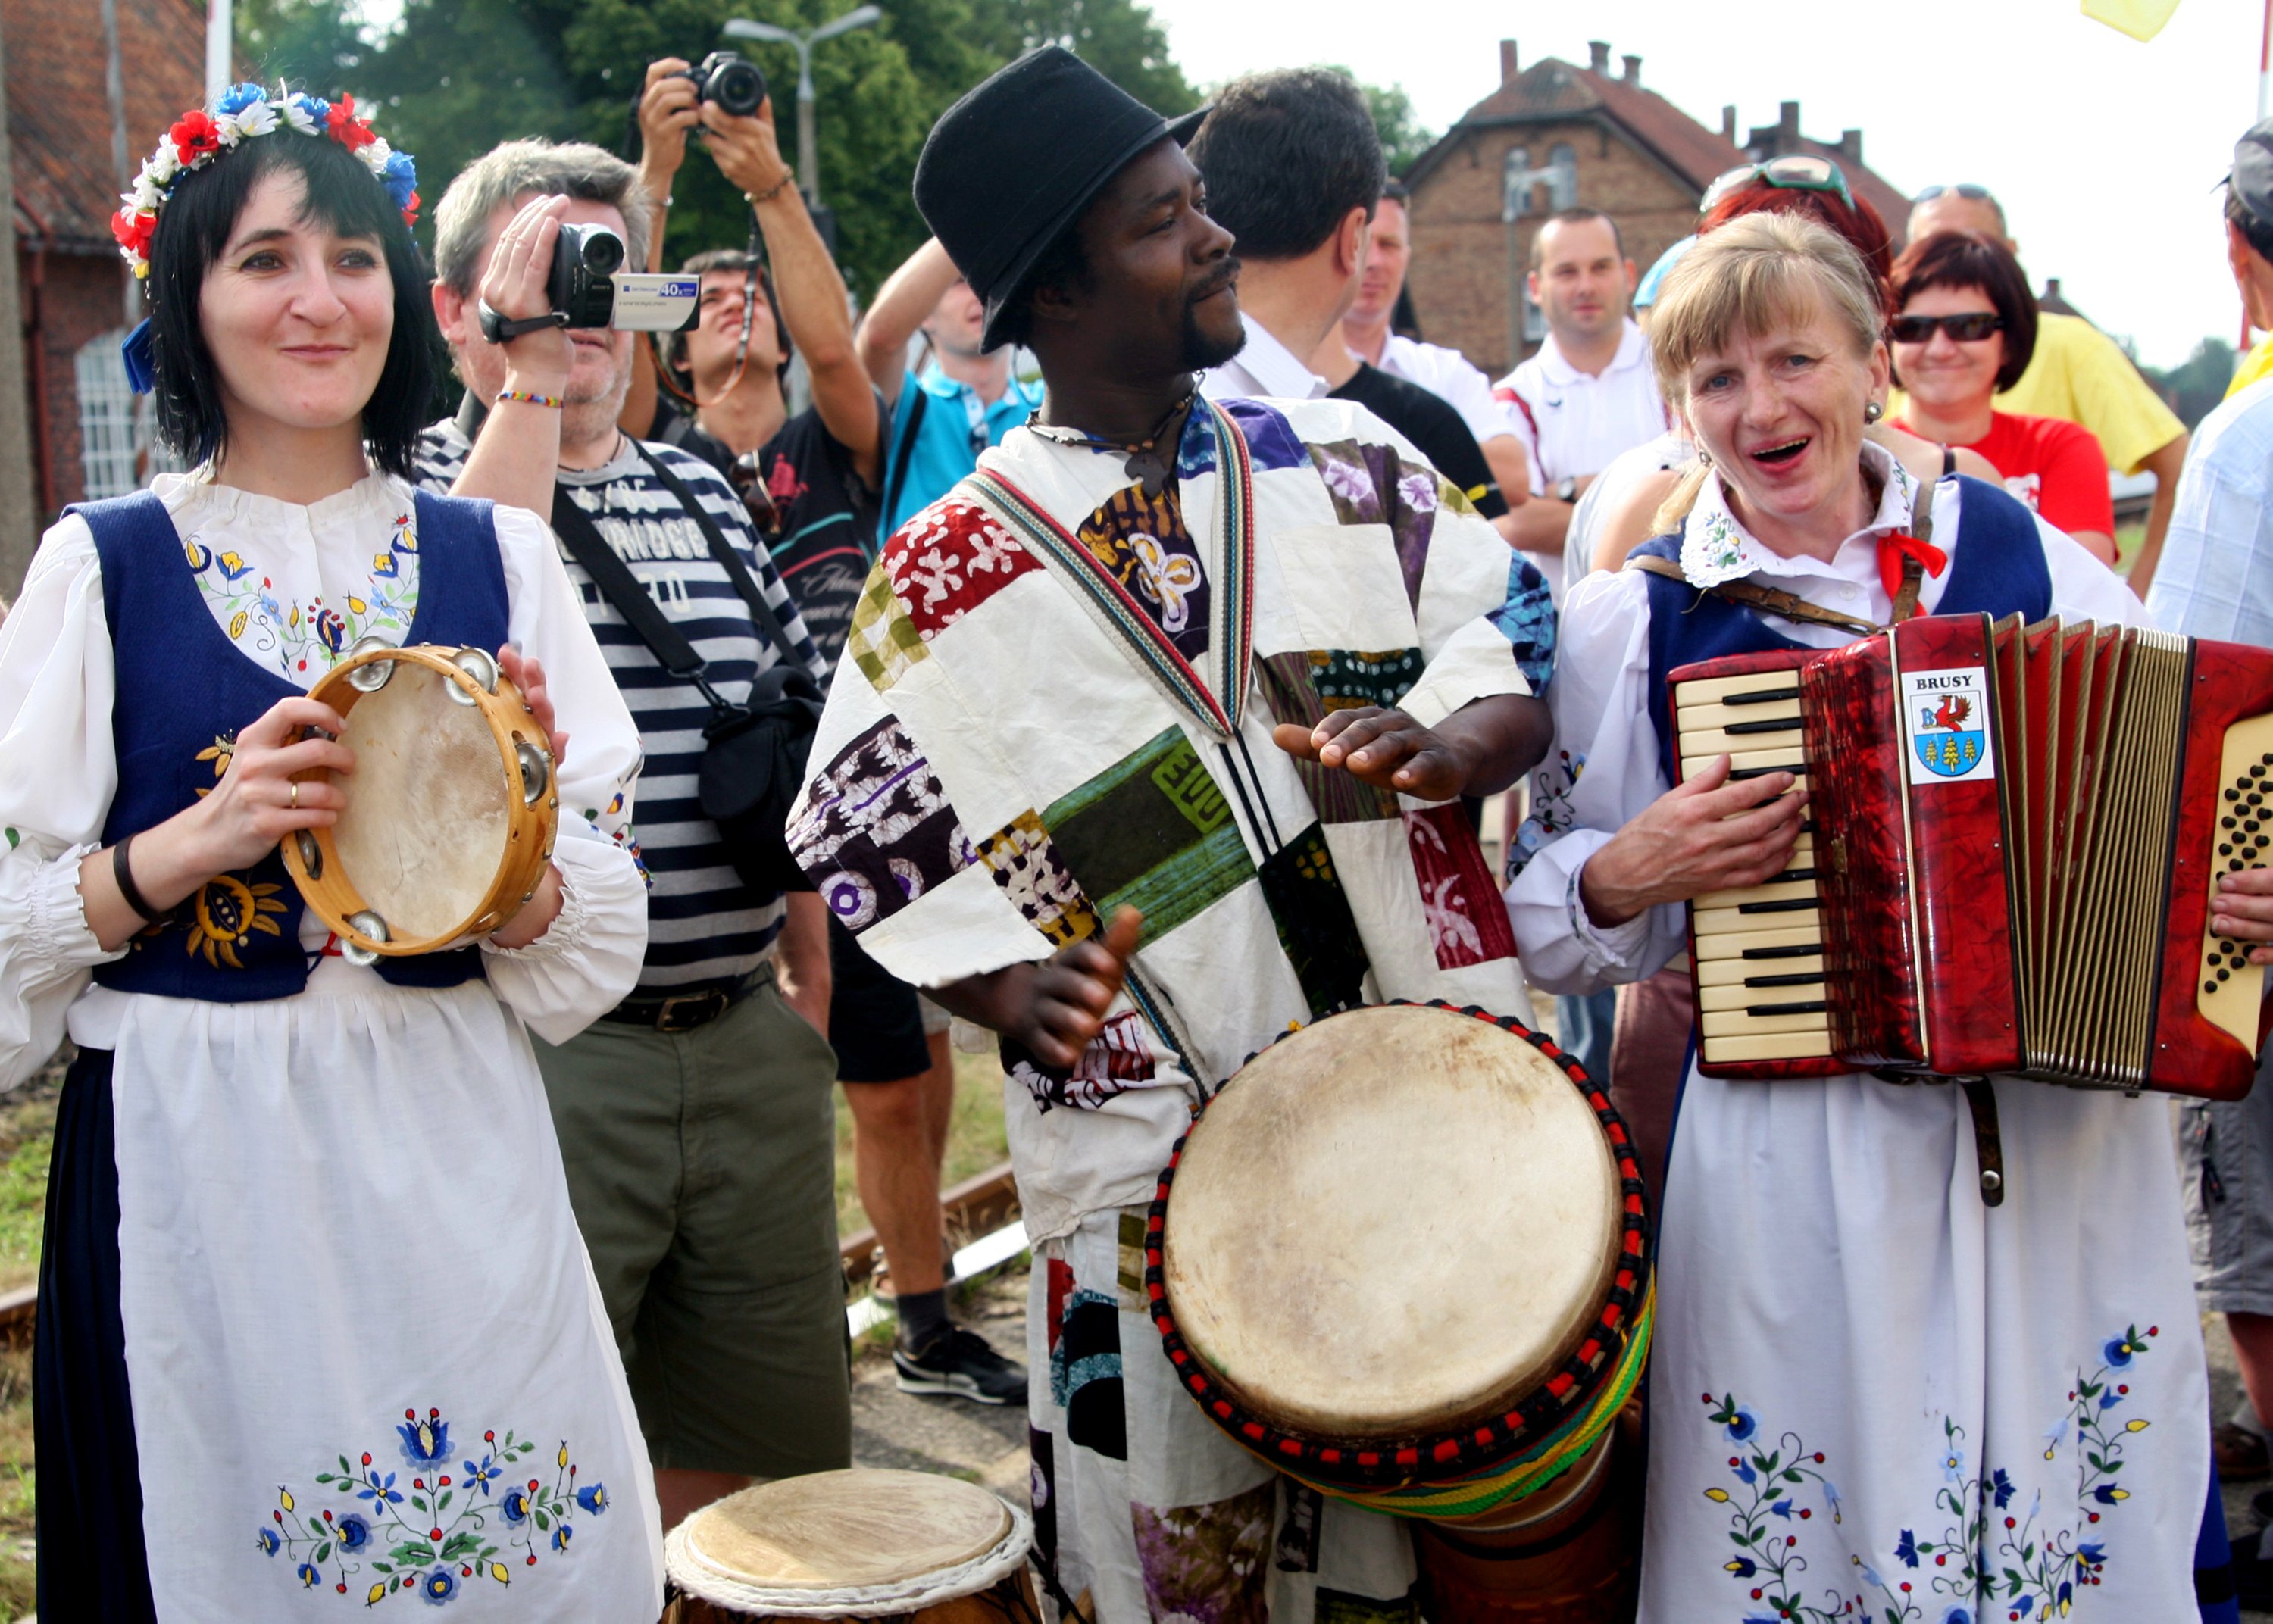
1126, 448, 1169, 500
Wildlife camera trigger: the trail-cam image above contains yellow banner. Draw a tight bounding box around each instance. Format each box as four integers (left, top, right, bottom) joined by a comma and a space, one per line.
2081, 0, 2182, 41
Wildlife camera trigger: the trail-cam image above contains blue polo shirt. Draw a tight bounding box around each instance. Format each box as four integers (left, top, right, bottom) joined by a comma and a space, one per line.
880, 364, 1043, 541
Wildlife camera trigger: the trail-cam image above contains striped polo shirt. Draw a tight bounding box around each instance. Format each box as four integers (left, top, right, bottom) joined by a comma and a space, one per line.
417, 420, 824, 989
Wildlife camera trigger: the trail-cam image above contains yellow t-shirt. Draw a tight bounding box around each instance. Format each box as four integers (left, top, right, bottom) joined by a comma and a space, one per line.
2228, 335, 2273, 400
1993, 311, 2184, 474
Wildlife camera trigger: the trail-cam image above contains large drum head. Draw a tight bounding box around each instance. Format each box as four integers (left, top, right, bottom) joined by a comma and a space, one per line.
671, 1469, 1030, 1615
1162, 1004, 1622, 1442
331, 660, 512, 942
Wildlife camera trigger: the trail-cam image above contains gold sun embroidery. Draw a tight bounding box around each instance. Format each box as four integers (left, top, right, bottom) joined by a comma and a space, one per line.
192, 732, 235, 798
182, 874, 288, 967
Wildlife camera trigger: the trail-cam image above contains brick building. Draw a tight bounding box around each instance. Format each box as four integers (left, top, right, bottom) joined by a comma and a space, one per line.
8, 0, 204, 520
1404, 39, 1912, 380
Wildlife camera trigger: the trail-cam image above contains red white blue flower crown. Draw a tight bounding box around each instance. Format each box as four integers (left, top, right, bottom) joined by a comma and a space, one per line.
111, 82, 420, 280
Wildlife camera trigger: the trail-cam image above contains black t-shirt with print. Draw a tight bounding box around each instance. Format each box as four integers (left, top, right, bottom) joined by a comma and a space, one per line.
1330, 363, 1510, 520
748, 406, 878, 674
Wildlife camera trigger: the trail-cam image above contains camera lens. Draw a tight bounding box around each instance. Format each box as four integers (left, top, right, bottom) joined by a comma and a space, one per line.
580, 230, 624, 276
708, 58, 765, 118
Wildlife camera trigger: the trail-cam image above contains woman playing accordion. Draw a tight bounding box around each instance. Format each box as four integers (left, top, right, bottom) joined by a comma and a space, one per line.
1505, 212, 2221, 1621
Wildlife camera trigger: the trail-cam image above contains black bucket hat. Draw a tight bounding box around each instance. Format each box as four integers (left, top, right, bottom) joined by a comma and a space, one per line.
915, 45, 1206, 352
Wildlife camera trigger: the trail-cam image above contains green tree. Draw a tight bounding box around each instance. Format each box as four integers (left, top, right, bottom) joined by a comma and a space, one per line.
1359, 77, 1435, 177
2140, 335, 2240, 431
235, 0, 370, 90
971, 0, 1197, 116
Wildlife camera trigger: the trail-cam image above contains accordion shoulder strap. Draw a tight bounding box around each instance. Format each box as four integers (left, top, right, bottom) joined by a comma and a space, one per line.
1621, 552, 1896, 638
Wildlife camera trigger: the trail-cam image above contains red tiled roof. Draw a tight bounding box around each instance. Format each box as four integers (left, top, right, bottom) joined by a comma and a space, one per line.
1412, 55, 1910, 239
8, 0, 208, 252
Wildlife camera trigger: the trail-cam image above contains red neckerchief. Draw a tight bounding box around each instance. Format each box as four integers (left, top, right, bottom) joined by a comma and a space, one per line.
1877, 530, 1948, 611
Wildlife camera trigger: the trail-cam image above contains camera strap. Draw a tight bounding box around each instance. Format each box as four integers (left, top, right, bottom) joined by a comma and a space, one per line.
627, 440, 809, 675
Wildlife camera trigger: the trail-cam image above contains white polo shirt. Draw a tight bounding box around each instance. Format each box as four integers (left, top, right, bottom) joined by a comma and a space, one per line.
1379, 334, 1522, 449
1202, 316, 1330, 403
1494, 320, 1669, 493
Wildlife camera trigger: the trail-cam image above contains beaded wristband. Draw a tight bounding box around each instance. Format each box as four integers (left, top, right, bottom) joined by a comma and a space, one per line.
496, 388, 565, 409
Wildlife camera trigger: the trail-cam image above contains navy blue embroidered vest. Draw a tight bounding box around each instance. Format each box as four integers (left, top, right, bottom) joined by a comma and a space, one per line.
1635, 474, 2054, 788
82, 488, 510, 1001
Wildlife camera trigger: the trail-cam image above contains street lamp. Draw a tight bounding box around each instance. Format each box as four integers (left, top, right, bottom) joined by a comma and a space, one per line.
722, 5, 883, 207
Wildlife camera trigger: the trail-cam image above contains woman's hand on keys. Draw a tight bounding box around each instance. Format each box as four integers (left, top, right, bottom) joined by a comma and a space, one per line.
1578, 754, 1805, 929
2213, 867, 2273, 966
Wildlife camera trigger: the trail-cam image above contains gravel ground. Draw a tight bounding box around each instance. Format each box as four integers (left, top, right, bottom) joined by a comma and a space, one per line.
847, 1268, 2273, 1621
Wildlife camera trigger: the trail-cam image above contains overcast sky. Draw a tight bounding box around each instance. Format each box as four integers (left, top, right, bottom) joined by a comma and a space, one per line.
1142, 0, 2262, 370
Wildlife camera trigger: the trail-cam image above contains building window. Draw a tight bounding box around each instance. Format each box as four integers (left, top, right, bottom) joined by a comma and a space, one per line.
1506, 144, 1578, 347
76, 329, 185, 497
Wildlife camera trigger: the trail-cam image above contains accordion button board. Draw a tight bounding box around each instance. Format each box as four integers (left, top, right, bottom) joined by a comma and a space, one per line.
1672, 667, 1833, 1068
2202, 716, 2273, 1050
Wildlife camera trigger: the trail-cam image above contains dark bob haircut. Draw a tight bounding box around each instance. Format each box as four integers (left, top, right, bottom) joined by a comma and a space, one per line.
145, 123, 438, 479
1700, 179, 1894, 314
1189, 68, 1383, 262
1888, 229, 2037, 392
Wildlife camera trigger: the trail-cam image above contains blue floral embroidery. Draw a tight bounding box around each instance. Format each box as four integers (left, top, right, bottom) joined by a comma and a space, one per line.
1507, 748, 1585, 879
264, 1409, 607, 1605
1700, 1324, 2156, 1621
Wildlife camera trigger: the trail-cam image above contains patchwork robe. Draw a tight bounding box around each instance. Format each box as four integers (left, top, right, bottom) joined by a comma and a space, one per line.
789, 394, 1555, 1622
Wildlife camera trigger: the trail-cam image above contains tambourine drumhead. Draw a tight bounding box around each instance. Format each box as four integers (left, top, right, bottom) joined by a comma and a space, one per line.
330, 659, 512, 942
1162, 1004, 1621, 1441
286, 645, 556, 955
681, 1470, 1011, 1591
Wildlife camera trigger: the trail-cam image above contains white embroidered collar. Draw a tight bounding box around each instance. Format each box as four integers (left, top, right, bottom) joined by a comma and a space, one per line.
1678, 439, 1921, 589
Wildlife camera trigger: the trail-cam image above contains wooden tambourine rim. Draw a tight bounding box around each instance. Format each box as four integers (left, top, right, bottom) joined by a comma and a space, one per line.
282, 644, 558, 956
1144, 1000, 1652, 1492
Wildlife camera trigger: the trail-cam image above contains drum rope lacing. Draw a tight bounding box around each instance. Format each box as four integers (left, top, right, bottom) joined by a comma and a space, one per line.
663, 1500, 1034, 1618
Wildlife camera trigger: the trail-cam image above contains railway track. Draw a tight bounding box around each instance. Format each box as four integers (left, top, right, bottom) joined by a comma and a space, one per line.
0, 1161, 1025, 1350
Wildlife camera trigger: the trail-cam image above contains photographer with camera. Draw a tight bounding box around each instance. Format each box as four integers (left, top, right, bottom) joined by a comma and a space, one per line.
622, 58, 1030, 1410
420, 132, 851, 1532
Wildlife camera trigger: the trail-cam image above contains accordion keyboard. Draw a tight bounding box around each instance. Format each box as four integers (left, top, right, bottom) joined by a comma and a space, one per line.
1672, 668, 1834, 1067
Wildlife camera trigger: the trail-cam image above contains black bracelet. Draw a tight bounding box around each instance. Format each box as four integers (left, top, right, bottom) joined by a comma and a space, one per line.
112, 832, 170, 925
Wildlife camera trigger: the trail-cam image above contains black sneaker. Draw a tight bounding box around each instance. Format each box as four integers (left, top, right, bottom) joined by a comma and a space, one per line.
893, 1326, 1028, 1405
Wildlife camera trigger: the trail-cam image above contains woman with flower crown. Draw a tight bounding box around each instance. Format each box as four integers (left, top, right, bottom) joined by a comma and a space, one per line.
0, 84, 664, 1617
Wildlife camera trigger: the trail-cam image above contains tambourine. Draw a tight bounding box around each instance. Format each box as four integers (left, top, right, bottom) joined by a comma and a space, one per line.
283, 641, 559, 960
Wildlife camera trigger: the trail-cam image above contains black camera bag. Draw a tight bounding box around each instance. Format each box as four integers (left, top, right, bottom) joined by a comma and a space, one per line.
549, 444, 820, 897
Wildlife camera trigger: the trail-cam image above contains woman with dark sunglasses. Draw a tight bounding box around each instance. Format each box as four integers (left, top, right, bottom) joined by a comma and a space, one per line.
1890, 230, 2119, 564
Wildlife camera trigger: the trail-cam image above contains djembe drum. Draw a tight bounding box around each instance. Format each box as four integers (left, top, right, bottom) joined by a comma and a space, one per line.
283, 641, 558, 960
1146, 1001, 1652, 1621
664, 1469, 1038, 1623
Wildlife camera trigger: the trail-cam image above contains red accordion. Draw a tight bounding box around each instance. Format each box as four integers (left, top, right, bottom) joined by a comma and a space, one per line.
1668, 612, 2273, 1099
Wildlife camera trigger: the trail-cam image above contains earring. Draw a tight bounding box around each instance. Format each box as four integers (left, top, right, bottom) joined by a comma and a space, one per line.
1696, 446, 1712, 467
1864, 400, 1885, 425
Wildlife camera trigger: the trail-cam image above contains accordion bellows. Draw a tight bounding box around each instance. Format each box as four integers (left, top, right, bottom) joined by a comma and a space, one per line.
1669, 613, 2273, 1100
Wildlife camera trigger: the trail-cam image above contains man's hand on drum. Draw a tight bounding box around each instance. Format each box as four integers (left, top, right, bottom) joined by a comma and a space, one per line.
489, 646, 568, 950
2213, 867, 2273, 967
1271, 692, 1550, 801
1577, 756, 1805, 929
78, 695, 354, 951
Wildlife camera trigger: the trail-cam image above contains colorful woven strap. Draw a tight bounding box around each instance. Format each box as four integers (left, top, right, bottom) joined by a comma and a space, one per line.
964, 396, 1254, 742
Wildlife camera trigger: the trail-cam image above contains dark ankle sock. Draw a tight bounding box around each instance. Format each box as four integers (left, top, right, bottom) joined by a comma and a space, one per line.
899, 1288, 950, 1351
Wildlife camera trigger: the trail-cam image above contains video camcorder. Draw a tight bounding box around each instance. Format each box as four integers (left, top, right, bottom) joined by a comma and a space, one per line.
477, 223, 699, 342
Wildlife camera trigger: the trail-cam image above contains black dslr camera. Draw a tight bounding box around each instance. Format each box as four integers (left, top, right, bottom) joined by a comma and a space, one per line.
477, 222, 698, 341
677, 51, 767, 117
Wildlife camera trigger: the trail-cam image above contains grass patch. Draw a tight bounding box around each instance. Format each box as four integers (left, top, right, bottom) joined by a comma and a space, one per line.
833, 1034, 1010, 1244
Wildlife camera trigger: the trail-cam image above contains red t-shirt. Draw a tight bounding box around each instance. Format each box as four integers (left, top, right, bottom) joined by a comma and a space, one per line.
1896, 411, 2115, 545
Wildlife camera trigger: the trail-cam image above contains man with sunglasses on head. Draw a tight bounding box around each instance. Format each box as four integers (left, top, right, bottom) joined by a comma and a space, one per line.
1903, 182, 2188, 592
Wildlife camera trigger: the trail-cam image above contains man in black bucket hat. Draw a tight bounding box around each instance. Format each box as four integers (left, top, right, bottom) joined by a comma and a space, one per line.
789, 48, 1556, 1619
